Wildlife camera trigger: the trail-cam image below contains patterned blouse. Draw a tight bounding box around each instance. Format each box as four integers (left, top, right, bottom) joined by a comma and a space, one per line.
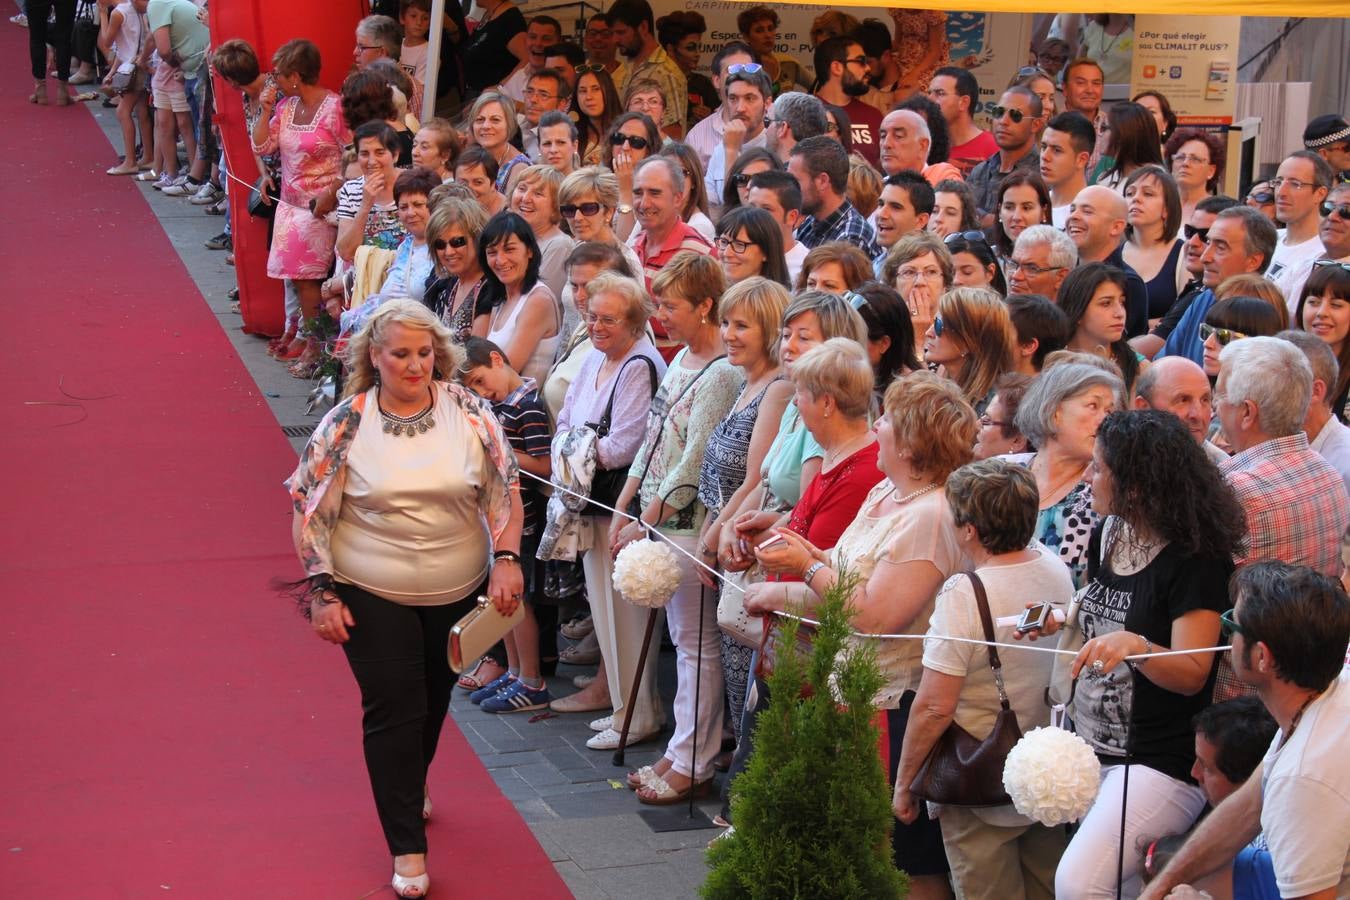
286, 382, 519, 576
629, 351, 743, 536
697, 379, 782, 516
422, 273, 486, 344
1002, 452, 1098, 588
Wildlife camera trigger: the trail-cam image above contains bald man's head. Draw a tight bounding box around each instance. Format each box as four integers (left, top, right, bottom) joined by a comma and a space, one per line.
1134, 356, 1213, 445
878, 109, 932, 176
1066, 185, 1128, 261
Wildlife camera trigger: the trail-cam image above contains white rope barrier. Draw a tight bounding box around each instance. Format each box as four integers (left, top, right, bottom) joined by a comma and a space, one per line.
516, 469, 1231, 662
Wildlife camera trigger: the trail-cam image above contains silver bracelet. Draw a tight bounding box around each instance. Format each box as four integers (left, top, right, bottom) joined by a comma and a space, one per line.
802, 561, 826, 584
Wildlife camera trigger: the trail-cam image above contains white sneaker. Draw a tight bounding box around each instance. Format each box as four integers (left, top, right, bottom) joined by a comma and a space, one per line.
585, 726, 657, 750
189, 182, 222, 205
161, 177, 196, 197
10, 13, 28, 26
588, 714, 613, 732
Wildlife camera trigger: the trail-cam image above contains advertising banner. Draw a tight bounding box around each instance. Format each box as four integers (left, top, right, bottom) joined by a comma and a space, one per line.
1128, 17, 1242, 128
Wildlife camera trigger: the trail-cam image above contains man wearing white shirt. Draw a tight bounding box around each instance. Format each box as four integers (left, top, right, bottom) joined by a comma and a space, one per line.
706, 65, 772, 218
747, 171, 807, 285
498, 16, 562, 106
1040, 111, 1093, 229
683, 42, 755, 169
1268, 151, 1333, 315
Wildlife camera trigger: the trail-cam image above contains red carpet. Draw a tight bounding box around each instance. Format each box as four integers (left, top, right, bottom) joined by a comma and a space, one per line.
0, 28, 570, 899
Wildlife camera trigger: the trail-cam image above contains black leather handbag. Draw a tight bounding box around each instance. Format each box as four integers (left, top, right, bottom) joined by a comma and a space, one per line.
909, 571, 1023, 807
582, 355, 658, 516
247, 174, 280, 220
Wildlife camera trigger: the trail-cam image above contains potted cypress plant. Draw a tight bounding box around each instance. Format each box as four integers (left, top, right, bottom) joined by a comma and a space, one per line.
702, 572, 907, 899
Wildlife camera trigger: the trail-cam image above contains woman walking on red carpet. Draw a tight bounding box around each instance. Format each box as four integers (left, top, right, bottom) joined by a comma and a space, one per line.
286, 299, 525, 899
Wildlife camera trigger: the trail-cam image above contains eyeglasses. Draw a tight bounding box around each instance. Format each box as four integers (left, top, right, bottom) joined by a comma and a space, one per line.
1321, 201, 1350, 220
897, 266, 945, 282
944, 230, 989, 246
584, 313, 623, 328
1183, 224, 1211, 244
825, 121, 840, 134
1246, 190, 1274, 204
1172, 153, 1210, 166
560, 202, 603, 218
843, 55, 868, 67
1219, 609, 1253, 640
1005, 258, 1063, 277
932, 316, 946, 337
355, 43, 382, 53
978, 415, 1010, 429
610, 133, 650, 149
990, 105, 1026, 124
1313, 259, 1350, 273
715, 235, 754, 254
763, 116, 777, 129
524, 88, 556, 101
432, 236, 469, 250
726, 63, 764, 75
1271, 176, 1317, 192
1199, 322, 1247, 346
574, 64, 607, 75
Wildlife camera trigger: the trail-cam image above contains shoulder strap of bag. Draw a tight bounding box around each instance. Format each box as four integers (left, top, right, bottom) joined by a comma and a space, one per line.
966, 571, 1011, 712
594, 354, 658, 437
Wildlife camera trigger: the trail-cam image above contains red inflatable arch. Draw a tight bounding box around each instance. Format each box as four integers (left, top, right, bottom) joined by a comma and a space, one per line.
208, 1, 369, 336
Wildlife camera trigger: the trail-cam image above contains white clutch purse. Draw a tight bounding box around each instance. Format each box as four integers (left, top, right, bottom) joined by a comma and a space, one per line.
448, 595, 524, 673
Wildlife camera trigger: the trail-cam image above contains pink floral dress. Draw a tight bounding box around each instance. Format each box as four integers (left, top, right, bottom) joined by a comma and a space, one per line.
252, 93, 351, 281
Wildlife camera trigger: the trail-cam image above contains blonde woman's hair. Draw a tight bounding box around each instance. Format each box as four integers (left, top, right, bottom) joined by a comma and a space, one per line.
938, 287, 1016, 406
790, 337, 874, 420
1215, 272, 1290, 330
426, 197, 490, 277
468, 91, 520, 145
882, 370, 976, 480
846, 153, 883, 219
584, 271, 653, 335
650, 251, 726, 318
344, 298, 463, 397
511, 164, 565, 226
560, 166, 621, 210
718, 277, 791, 366
781, 290, 868, 345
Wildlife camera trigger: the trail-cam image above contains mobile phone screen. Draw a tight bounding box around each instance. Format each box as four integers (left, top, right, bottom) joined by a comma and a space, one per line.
1018, 603, 1050, 631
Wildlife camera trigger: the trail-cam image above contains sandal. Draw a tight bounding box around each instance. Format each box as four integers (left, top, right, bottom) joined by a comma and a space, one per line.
28, 80, 46, 105
456, 655, 506, 691
636, 773, 714, 806
391, 871, 429, 898
626, 765, 659, 791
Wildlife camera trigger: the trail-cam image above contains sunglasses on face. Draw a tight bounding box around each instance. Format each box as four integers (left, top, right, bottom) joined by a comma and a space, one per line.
1183, 224, 1211, 244
726, 63, 764, 75
1247, 191, 1274, 204
1200, 322, 1247, 346
990, 105, 1026, 124
932, 316, 945, 337
944, 230, 989, 246
1321, 201, 1350, 220
843, 55, 868, 67
560, 202, 603, 218
432, 236, 469, 251
731, 172, 755, 189
610, 133, 649, 149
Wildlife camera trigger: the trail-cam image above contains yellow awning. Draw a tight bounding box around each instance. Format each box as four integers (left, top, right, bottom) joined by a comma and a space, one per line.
727, 0, 1350, 17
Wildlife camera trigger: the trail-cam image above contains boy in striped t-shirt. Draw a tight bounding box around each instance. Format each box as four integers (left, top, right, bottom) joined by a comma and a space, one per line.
458, 337, 555, 713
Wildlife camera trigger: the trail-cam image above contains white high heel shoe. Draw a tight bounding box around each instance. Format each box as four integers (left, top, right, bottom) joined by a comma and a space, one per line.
392, 871, 430, 898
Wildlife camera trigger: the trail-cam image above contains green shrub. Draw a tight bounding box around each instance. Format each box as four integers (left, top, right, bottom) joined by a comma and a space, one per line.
702, 572, 907, 900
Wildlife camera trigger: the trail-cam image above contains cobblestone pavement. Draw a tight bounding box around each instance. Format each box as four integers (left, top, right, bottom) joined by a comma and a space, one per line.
87, 100, 724, 897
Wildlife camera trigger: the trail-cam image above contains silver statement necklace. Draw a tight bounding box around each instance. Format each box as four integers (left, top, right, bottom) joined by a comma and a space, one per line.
378, 387, 436, 438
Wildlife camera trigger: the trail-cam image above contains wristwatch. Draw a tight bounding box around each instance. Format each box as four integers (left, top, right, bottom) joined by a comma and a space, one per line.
493, 549, 522, 565
802, 561, 827, 584
616, 203, 634, 215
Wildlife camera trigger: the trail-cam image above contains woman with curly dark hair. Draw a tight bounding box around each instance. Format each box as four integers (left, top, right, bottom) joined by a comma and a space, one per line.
1166, 128, 1226, 223
896, 93, 951, 167
1049, 409, 1244, 898
1058, 262, 1143, 394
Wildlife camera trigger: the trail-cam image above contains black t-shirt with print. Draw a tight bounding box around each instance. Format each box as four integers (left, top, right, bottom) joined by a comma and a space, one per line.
1073, 520, 1232, 783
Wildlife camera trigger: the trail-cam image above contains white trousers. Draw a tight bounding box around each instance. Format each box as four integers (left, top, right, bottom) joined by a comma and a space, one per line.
659, 532, 725, 781
1055, 762, 1207, 900
581, 516, 663, 734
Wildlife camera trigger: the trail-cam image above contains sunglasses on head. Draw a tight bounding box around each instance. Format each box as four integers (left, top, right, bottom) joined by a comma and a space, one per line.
726, 63, 764, 76
1183, 224, 1210, 244
1015, 65, 1051, 79
432, 236, 469, 251
610, 133, 649, 149
1321, 200, 1350, 220
1313, 259, 1350, 273
944, 230, 989, 246
574, 64, 606, 75
560, 202, 603, 218
844, 290, 869, 311
990, 105, 1026, 124
1199, 322, 1246, 346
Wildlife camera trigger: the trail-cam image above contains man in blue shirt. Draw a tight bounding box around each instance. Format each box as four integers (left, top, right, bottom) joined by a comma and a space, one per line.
1158, 206, 1278, 364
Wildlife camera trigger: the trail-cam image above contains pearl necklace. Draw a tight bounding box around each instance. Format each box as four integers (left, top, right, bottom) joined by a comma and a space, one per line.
890, 483, 940, 505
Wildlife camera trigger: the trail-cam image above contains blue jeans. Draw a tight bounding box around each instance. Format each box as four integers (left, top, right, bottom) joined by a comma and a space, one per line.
184, 72, 206, 156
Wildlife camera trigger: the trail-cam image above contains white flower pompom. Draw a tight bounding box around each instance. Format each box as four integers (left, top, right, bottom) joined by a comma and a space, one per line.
1003, 726, 1101, 826
613, 538, 682, 608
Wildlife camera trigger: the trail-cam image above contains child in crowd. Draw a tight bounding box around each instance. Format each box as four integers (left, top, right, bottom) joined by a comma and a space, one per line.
398, 0, 432, 118
458, 338, 556, 713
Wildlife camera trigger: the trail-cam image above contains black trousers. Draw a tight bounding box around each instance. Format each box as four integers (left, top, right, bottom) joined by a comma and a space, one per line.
28, 0, 77, 81
336, 581, 478, 855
